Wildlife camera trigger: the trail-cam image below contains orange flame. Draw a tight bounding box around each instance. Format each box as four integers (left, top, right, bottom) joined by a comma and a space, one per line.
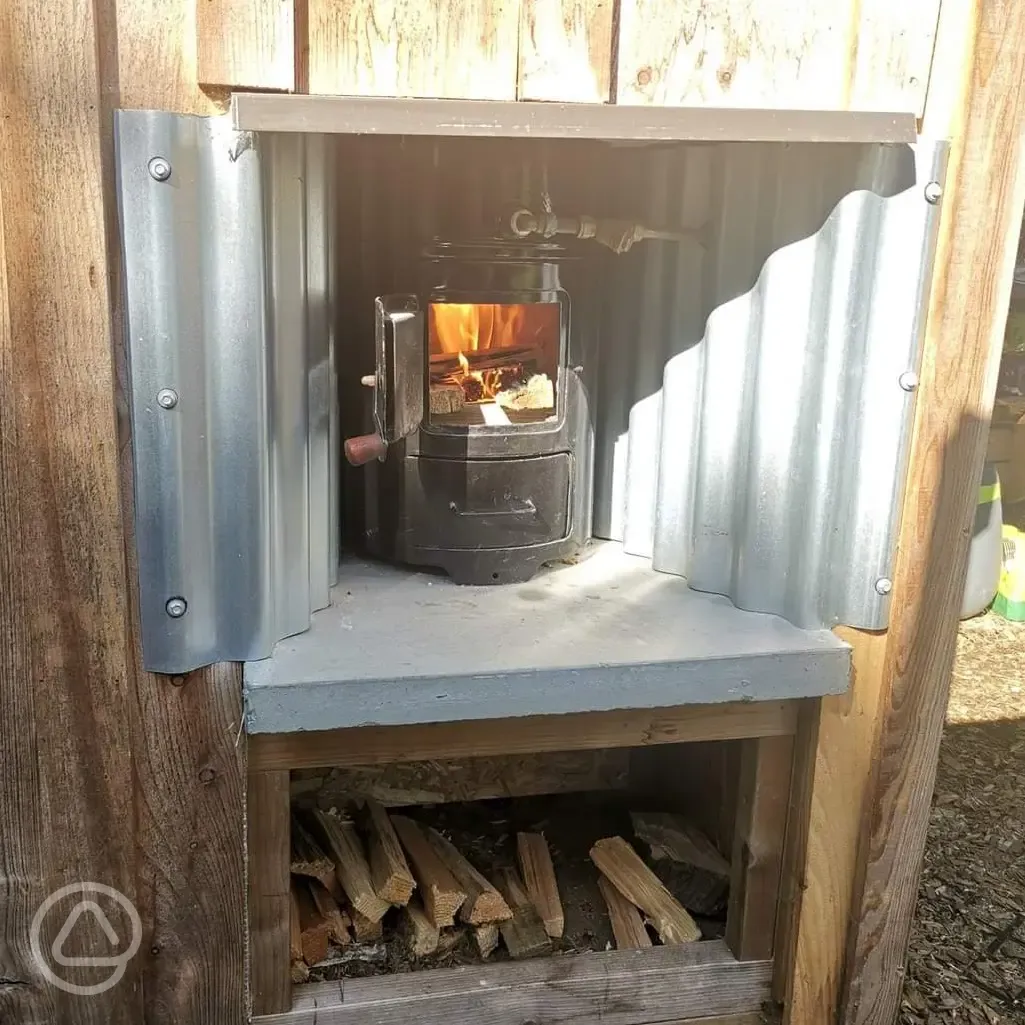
430, 303, 526, 355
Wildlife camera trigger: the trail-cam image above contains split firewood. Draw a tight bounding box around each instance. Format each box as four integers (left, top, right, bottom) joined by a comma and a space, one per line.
590, 836, 701, 944
630, 811, 731, 877
309, 881, 351, 946
391, 816, 467, 927
516, 832, 564, 938
351, 909, 384, 942
290, 959, 310, 984
313, 809, 390, 922
437, 925, 466, 955
400, 897, 440, 957
474, 921, 500, 959
289, 883, 303, 963
493, 867, 551, 959
291, 812, 337, 891
425, 827, 512, 925
295, 881, 332, 966
429, 384, 465, 416
362, 799, 416, 906
597, 874, 652, 950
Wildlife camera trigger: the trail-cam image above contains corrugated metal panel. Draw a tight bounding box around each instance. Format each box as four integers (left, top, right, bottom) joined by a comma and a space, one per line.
115, 112, 337, 673
596, 142, 947, 628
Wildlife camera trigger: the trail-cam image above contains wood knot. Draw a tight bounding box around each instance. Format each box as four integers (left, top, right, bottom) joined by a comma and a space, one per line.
169, 674, 187, 688
717, 66, 734, 87
198, 767, 216, 785
636, 67, 653, 87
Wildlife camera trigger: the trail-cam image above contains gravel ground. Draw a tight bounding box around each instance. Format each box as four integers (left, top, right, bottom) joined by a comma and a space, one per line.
900, 613, 1025, 1025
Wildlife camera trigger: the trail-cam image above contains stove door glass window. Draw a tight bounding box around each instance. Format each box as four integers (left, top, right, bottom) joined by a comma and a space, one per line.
427, 302, 560, 428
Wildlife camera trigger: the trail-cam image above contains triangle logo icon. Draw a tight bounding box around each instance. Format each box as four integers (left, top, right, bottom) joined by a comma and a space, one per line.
51, 900, 123, 968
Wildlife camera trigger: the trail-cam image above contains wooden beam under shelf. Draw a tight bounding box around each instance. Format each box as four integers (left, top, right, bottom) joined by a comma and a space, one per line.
231, 93, 916, 143
249, 700, 799, 772
254, 940, 769, 1024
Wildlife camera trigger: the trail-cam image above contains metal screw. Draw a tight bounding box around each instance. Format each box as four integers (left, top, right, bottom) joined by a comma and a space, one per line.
874, 577, 893, 596
156, 388, 179, 409
924, 181, 942, 204
898, 371, 919, 392
165, 596, 187, 618
148, 157, 172, 182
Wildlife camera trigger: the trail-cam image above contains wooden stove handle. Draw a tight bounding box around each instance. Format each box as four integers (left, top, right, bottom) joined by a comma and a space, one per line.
344, 433, 388, 466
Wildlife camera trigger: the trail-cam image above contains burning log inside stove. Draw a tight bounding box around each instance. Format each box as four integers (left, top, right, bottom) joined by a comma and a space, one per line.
429, 346, 553, 413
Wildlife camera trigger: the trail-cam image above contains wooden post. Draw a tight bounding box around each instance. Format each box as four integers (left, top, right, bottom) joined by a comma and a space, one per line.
249, 770, 292, 1015
787, 2, 1025, 1024
0, 2, 140, 1022
725, 736, 793, 961
840, 1, 1025, 1023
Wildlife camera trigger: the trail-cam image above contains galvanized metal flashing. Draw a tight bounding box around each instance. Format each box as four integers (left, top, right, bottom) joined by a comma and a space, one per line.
599, 141, 948, 629
115, 112, 337, 673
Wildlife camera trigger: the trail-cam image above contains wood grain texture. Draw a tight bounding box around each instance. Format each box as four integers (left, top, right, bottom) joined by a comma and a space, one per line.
840, 2, 1025, 1023
615, 0, 941, 115
308, 749, 629, 807
308, 0, 520, 99
114, 0, 223, 112
250, 771, 291, 1016
784, 632, 887, 1025
313, 811, 390, 922
517, 0, 614, 101
425, 828, 512, 925
516, 833, 564, 938
725, 735, 793, 961
590, 837, 701, 944
258, 941, 770, 1025
196, 0, 295, 90
106, 2, 247, 1022
249, 700, 798, 771
493, 867, 551, 959
0, 1, 139, 1020
598, 875, 653, 950
362, 800, 415, 906
391, 816, 466, 927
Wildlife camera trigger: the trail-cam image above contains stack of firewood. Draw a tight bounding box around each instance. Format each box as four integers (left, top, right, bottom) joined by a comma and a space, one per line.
590, 811, 732, 950
288, 800, 566, 979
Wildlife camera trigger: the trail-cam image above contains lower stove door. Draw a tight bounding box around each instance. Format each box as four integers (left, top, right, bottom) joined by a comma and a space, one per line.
408, 454, 571, 551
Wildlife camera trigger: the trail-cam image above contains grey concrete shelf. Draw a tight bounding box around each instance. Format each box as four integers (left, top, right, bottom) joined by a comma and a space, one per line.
244, 544, 850, 734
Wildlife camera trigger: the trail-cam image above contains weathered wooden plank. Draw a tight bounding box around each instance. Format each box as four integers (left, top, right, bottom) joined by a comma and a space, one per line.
256, 941, 769, 1025
196, 0, 295, 90
784, 633, 888, 1025
110, 4, 248, 1023
309, 749, 629, 807
517, 0, 614, 102
308, 0, 520, 99
839, 2, 1025, 1024
250, 771, 292, 1016
0, 1, 139, 1021
250, 700, 799, 771
725, 735, 793, 960
232, 93, 917, 143
614, 0, 941, 115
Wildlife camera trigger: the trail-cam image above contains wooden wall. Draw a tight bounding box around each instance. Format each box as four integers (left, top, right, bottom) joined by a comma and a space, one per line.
197, 0, 942, 114
1, 1, 1021, 1025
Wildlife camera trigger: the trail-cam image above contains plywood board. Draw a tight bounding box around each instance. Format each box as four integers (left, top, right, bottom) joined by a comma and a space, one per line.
517, 0, 614, 101
308, 0, 520, 99
615, 0, 942, 115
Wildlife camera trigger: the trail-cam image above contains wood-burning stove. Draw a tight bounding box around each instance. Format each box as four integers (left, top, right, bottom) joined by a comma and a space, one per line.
345, 238, 593, 584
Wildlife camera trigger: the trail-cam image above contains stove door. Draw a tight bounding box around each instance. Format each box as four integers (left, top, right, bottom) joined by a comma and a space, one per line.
374, 294, 424, 443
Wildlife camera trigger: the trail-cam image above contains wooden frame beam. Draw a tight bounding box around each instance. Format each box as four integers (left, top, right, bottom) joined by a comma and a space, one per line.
249, 700, 800, 772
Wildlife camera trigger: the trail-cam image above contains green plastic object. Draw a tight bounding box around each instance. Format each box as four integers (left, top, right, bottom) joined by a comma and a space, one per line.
993, 525, 1025, 621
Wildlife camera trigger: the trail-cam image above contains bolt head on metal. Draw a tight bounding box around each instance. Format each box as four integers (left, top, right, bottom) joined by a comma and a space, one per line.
148, 157, 172, 182
898, 371, 919, 392
165, 596, 188, 618
874, 577, 893, 596
924, 181, 942, 204
156, 388, 178, 409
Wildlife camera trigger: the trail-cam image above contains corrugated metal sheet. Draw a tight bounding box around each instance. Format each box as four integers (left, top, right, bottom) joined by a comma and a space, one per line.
115, 112, 337, 673
596, 142, 947, 628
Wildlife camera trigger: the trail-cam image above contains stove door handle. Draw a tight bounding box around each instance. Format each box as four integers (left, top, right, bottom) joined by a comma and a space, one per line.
447, 498, 537, 519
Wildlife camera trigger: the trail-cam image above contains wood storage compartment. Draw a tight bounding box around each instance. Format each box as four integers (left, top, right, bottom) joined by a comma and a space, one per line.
249, 733, 796, 1024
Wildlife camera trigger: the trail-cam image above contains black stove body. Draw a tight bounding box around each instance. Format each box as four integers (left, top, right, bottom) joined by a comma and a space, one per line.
348, 239, 594, 584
